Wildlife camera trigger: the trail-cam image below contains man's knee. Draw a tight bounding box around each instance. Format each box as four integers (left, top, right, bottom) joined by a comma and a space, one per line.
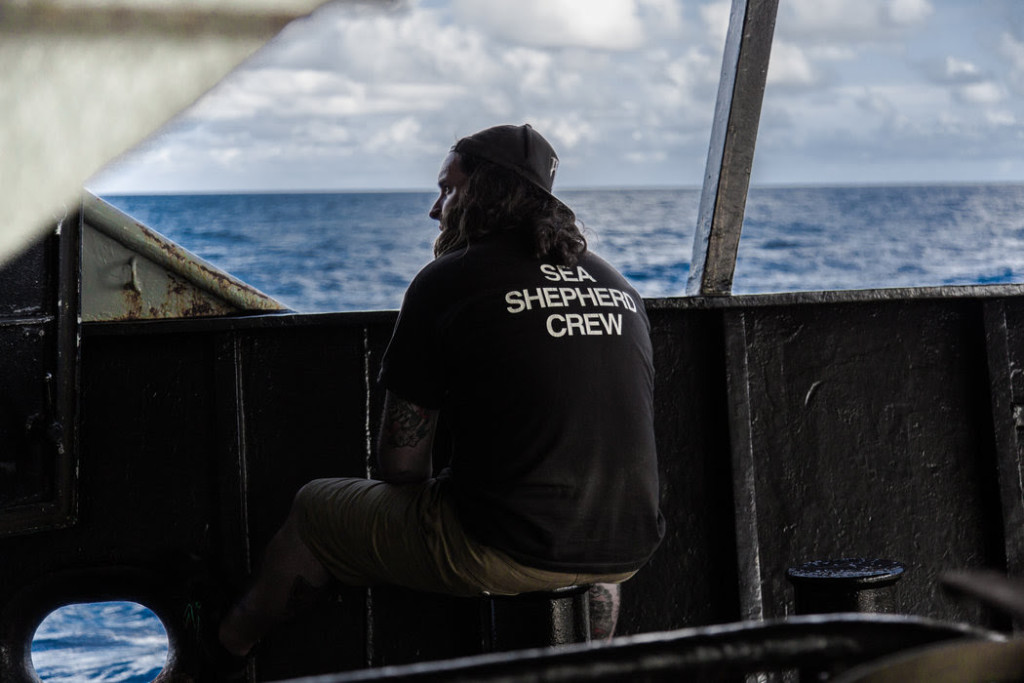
293, 478, 328, 512
289, 477, 345, 531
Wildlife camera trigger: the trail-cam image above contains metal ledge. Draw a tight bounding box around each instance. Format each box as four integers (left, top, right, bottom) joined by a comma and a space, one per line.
267, 613, 1001, 682
82, 193, 290, 320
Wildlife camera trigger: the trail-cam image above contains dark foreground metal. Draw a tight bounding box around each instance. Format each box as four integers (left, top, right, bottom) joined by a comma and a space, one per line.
831, 637, 1024, 683
269, 614, 1000, 683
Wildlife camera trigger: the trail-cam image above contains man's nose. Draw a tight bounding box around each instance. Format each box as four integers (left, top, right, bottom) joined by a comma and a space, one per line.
429, 198, 441, 220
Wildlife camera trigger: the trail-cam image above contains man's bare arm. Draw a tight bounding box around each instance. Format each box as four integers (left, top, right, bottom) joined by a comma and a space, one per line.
377, 391, 438, 483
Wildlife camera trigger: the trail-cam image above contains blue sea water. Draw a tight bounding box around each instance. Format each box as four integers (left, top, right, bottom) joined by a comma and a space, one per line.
34, 183, 1024, 681
96, 184, 1024, 315
32, 602, 168, 682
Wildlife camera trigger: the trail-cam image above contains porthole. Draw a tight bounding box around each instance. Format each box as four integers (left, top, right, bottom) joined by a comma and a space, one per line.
31, 601, 168, 682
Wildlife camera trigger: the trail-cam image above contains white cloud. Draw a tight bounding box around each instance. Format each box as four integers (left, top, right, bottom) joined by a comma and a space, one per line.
304, 121, 352, 145
534, 115, 599, 149
945, 56, 979, 79
767, 41, 817, 86
451, 0, 646, 50
211, 148, 244, 166
638, 0, 685, 36
957, 81, 1005, 105
854, 85, 954, 128
367, 117, 426, 153
502, 48, 555, 95
699, 1, 730, 49
986, 110, 1016, 126
89, 0, 1024, 193
886, 0, 933, 25
1004, 32, 1024, 69
919, 54, 986, 88
192, 68, 465, 121
806, 45, 856, 61
1001, 32, 1024, 93
778, 0, 933, 40
331, 10, 500, 84
760, 81, 942, 153
781, 0, 873, 35
664, 47, 717, 91
625, 149, 668, 164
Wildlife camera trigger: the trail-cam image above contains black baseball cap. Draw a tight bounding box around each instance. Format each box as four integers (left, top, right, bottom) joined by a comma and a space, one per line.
452, 124, 561, 197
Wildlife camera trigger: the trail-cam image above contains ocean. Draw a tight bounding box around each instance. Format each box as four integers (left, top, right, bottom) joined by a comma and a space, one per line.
35, 183, 1024, 681
99, 184, 1024, 313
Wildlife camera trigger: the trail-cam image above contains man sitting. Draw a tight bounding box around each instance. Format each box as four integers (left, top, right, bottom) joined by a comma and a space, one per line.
213, 124, 665, 668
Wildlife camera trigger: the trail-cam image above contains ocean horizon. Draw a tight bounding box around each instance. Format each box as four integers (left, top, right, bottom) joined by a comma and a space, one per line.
98, 183, 1024, 314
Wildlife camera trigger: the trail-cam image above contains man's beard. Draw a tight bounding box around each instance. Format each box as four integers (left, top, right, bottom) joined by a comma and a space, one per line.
434, 200, 467, 258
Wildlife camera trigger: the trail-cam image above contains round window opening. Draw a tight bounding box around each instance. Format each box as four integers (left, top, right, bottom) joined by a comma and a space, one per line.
32, 601, 169, 681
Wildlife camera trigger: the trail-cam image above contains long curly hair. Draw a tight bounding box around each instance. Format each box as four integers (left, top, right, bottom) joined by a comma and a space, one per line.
434, 153, 587, 266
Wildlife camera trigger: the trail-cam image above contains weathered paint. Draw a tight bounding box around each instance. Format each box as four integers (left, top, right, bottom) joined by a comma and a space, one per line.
81, 224, 242, 321
81, 195, 290, 321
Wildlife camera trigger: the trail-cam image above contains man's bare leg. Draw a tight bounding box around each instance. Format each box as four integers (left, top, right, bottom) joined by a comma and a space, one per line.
218, 507, 332, 657
588, 583, 621, 640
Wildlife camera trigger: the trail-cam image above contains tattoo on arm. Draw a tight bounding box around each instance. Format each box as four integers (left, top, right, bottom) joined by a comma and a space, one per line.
384, 396, 432, 448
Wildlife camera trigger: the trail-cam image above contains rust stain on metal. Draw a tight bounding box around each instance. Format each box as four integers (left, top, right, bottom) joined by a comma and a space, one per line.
84, 195, 289, 315
105, 270, 235, 321
117, 287, 144, 321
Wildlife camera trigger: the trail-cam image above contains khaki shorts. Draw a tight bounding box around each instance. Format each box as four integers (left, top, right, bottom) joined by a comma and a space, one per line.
294, 477, 635, 597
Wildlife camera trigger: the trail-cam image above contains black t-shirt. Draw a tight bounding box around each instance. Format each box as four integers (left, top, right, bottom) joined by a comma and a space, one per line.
379, 231, 664, 573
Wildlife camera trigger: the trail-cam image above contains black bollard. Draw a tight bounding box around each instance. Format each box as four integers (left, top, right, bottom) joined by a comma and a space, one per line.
480, 584, 591, 653
787, 558, 906, 615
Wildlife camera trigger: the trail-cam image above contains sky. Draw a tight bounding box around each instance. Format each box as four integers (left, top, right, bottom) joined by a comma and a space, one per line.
87, 0, 1024, 194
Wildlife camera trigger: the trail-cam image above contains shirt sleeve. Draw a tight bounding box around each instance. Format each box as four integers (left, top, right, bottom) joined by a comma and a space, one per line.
377, 270, 447, 409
